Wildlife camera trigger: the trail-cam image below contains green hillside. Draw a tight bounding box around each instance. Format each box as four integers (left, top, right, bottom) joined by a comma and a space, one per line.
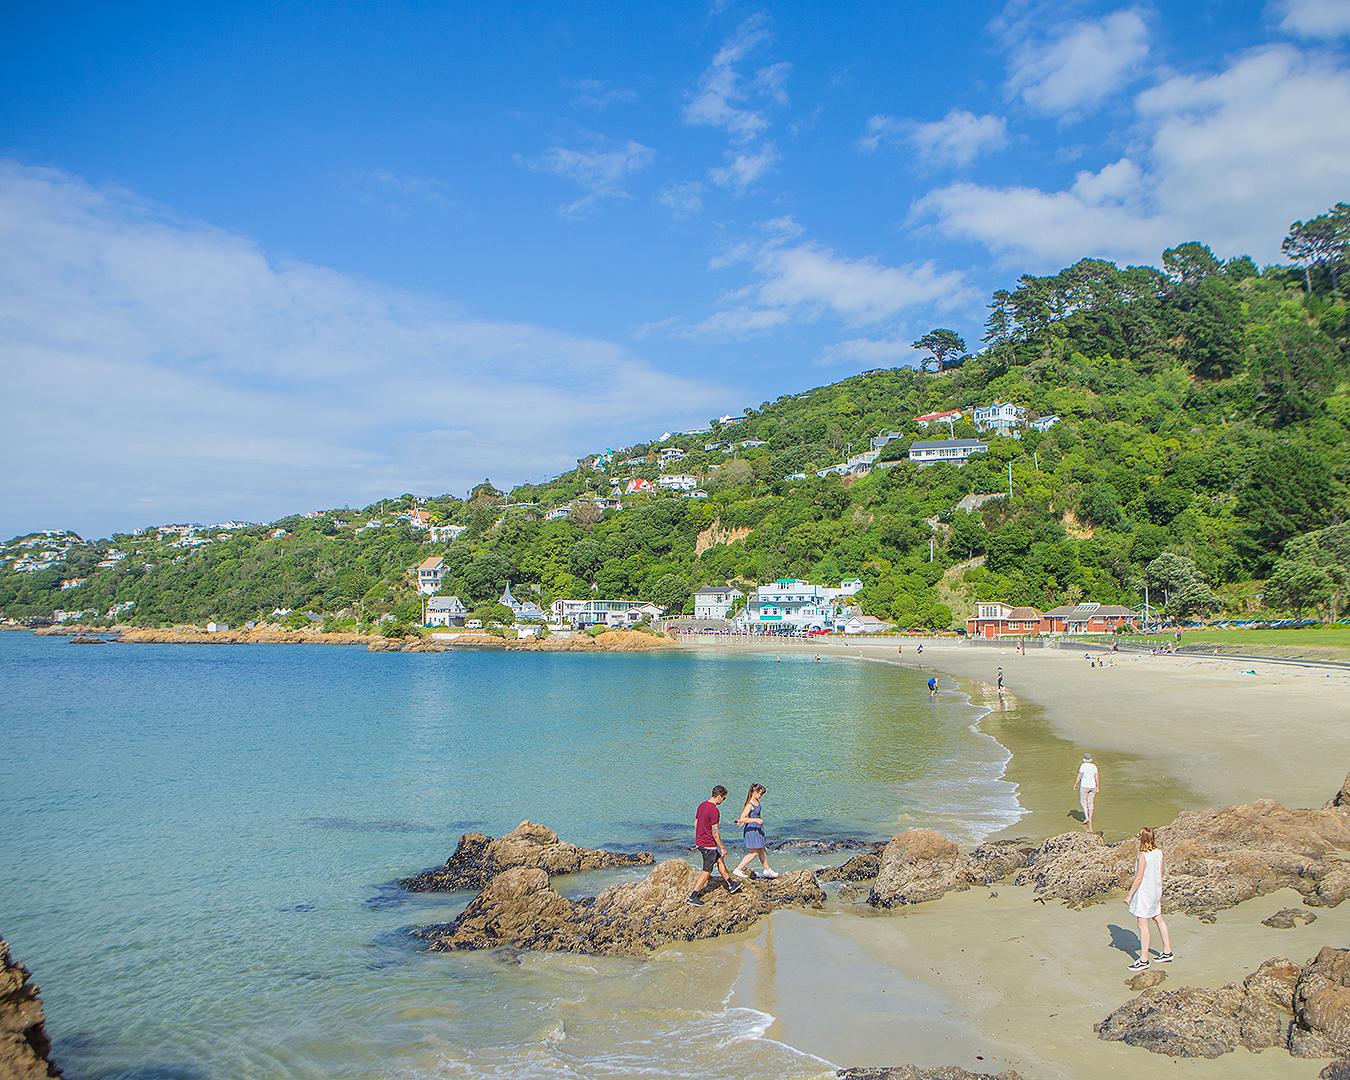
5, 213, 1350, 632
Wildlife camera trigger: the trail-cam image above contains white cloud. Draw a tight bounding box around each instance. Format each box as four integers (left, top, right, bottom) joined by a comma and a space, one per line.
684, 17, 787, 193
657, 180, 705, 217
709, 143, 780, 190
524, 139, 657, 216
0, 163, 728, 538
861, 109, 1008, 167
349, 170, 455, 214
1006, 8, 1150, 117
564, 78, 639, 109
688, 220, 970, 339
1277, 0, 1350, 37
917, 45, 1350, 267
815, 337, 916, 367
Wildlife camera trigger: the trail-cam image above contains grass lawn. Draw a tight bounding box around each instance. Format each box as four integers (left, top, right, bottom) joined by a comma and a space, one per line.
1142, 627, 1350, 648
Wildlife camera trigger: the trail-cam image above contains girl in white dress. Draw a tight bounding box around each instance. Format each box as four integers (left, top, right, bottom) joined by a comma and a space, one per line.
1125, 827, 1172, 970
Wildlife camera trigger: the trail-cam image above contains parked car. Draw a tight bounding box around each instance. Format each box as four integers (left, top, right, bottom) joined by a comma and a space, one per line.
465, 619, 483, 629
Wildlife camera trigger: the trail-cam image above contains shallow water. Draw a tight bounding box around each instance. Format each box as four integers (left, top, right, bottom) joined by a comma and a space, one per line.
0, 633, 1018, 1079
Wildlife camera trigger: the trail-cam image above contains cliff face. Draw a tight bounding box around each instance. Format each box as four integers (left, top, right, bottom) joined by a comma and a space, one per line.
0, 936, 60, 1078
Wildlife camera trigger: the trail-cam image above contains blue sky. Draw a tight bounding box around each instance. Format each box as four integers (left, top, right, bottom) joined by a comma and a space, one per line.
4, 0, 1350, 537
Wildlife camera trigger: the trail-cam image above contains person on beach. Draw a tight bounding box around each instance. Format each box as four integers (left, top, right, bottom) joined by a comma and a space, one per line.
917, 644, 923, 656
1075, 753, 1099, 831
687, 786, 742, 907
928, 676, 938, 698
1125, 827, 1172, 970
732, 783, 779, 879
997, 667, 1003, 691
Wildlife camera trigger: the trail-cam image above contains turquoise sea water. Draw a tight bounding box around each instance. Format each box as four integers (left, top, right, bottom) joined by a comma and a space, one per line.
0, 633, 1018, 1079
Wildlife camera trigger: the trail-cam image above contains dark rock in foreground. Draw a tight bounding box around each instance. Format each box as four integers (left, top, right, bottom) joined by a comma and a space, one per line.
413, 858, 825, 956
838, 1067, 1021, 1079
0, 936, 61, 1079
1265, 907, 1319, 928
1096, 948, 1350, 1060
399, 820, 653, 892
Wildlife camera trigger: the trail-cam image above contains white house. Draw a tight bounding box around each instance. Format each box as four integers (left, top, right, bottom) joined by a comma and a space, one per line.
659, 447, 688, 467
735, 579, 837, 633
430, 523, 466, 542
658, 474, 699, 491
424, 595, 468, 627
620, 477, 655, 495
908, 440, 988, 465
544, 503, 574, 521
972, 402, 1026, 435
732, 439, 767, 449
206, 622, 230, 633
694, 585, 743, 620
416, 556, 445, 595
822, 580, 863, 602
684, 489, 709, 499
842, 614, 895, 635
914, 410, 964, 428
499, 583, 548, 621
817, 450, 880, 479
550, 598, 666, 629
1030, 414, 1060, 432
404, 508, 432, 529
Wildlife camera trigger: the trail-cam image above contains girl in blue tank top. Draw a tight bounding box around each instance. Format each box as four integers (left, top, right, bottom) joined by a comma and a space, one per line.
732, 784, 779, 879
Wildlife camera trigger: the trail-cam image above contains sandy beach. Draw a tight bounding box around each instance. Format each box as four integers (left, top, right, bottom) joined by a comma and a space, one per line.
675, 634, 1350, 1077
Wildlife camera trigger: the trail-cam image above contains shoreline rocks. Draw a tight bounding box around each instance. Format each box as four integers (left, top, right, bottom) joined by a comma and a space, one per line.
838, 1069, 1021, 1079
830, 794, 1350, 915
1, 936, 61, 1078
414, 858, 825, 956
398, 821, 653, 893
1096, 948, 1350, 1061
370, 630, 675, 653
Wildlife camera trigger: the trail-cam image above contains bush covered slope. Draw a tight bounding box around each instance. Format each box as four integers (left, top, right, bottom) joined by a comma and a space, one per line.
4, 226, 1349, 630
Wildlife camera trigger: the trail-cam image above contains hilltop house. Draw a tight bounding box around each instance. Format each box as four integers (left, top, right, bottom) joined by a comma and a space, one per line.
405, 508, 432, 529
694, 585, 743, 620
914, 410, 964, 428
972, 403, 1026, 436
416, 556, 445, 595
658, 474, 699, 491
908, 440, 988, 465
1030, 414, 1061, 432
424, 595, 468, 627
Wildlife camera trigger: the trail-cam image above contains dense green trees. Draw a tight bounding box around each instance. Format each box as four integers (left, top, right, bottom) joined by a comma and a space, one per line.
5, 213, 1348, 630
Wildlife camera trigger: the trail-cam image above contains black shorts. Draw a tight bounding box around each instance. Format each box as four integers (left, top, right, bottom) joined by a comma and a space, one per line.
698, 846, 721, 871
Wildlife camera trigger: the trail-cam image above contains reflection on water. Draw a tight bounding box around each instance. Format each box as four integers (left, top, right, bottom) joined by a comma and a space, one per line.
1, 634, 1018, 1080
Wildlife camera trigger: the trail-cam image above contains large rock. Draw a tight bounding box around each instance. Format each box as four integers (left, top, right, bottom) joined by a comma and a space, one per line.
1292, 948, 1350, 1057
1017, 800, 1350, 913
0, 936, 61, 1079
399, 821, 653, 892
866, 833, 1032, 907
1096, 952, 1342, 1061
414, 858, 825, 956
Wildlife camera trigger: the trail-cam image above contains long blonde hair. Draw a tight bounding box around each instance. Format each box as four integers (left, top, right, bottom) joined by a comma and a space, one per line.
1138, 827, 1156, 852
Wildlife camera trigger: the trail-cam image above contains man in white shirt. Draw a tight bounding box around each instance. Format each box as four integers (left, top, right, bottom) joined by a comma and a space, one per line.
1075, 753, 1099, 832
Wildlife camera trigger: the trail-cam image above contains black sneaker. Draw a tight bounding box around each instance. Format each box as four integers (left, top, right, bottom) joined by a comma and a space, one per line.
686, 894, 705, 907
725, 881, 742, 895
1128, 958, 1150, 971
1156, 952, 1174, 963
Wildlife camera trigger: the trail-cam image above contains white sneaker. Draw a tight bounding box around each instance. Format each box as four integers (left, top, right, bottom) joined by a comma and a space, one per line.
732, 868, 748, 879
761, 868, 779, 878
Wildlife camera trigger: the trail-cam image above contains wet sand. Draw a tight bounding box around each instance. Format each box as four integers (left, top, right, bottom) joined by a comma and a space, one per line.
675, 635, 1350, 1076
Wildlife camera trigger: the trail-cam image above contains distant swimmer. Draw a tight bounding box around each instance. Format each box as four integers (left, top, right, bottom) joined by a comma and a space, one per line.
997, 666, 1004, 691
815, 654, 820, 662
928, 676, 938, 698
1075, 753, 1099, 832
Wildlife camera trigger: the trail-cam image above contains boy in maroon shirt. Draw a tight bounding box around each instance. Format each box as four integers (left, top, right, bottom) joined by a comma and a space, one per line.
687, 785, 742, 906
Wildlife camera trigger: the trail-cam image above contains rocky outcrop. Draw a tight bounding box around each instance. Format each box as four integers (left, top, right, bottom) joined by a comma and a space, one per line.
399, 821, 653, 892
0, 936, 60, 1078
414, 858, 825, 956
818, 850, 883, 882
837, 1068, 1021, 1079
865, 832, 1033, 907
855, 794, 1350, 913
1015, 800, 1350, 913
1096, 951, 1350, 1060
